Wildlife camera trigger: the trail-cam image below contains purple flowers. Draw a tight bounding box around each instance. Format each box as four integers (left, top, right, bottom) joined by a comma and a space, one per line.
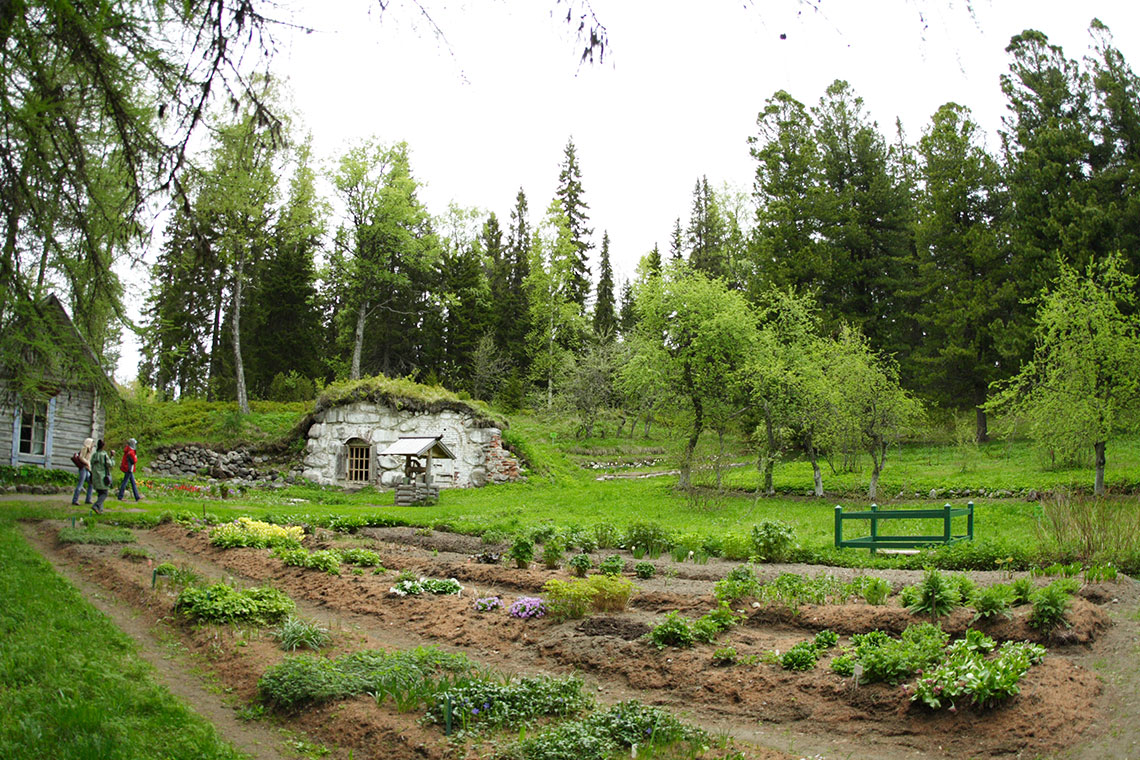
509, 596, 548, 619
473, 596, 503, 612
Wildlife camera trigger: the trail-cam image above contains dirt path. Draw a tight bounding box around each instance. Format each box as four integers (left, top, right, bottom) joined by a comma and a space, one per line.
20, 517, 1140, 760
20, 523, 298, 760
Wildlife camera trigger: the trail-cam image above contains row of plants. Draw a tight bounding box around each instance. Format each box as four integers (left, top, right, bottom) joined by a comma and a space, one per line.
273, 545, 385, 575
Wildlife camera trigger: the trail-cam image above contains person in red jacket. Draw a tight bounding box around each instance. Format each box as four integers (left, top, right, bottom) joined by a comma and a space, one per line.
117, 437, 141, 501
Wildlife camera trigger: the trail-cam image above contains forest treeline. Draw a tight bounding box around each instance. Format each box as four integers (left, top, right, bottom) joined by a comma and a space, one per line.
139, 23, 1139, 435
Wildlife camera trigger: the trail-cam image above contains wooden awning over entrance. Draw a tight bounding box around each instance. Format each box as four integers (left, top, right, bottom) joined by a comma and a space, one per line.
378, 435, 455, 460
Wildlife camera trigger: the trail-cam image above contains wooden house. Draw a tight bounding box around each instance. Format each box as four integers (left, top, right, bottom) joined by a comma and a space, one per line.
0, 295, 113, 471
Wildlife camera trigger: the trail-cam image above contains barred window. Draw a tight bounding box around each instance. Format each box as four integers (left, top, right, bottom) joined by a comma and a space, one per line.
346, 443, 371, 483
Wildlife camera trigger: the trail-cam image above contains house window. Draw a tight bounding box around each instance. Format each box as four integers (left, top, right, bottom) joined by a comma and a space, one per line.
345, 442, 371, 483
19, 401, 48, 456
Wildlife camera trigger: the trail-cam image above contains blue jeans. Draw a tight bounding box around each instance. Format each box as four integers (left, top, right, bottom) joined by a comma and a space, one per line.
117, 471, 139, 501
72, 467, 92, 504
93, 488, 108, 513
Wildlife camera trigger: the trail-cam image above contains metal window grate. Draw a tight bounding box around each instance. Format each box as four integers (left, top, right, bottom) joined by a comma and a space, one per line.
346, 444, 370, 483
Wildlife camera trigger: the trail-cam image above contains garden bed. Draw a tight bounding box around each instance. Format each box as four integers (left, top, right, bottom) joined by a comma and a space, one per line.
24, 518, 1137, 760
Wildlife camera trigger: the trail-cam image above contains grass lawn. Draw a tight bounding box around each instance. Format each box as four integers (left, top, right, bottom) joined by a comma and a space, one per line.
0, 517, 244, 760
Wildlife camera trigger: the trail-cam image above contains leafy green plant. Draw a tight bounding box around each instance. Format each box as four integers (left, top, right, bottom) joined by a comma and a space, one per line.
501, 700, 707, 760
153, 562, 202, 587
712, 646, 738, 665
541, 540, 564, 569
1010, 577, 1035, 605
598, 554, 625, 576
508, 535, 535, 569
389, 577, 463, 597
174, 583, 295, 626
306, 550, 341, 575
861, 576, 891, 605
622, 522, 675, 557
209, 517, 303, 549
971, 583, 1016, 622
274, 616, 330, 651
634, 561, 655, 579
1028, 582, 1072, 631
714, 564, 761, 602
814, 629, 839, 649
426, 675, 591, 734
338, 548, 383, 567
780, 641, 819, 671
830, 652, 856, 677
751, 519, 795, 562
567, 553, 592, 577
647, 611, 695, 649
906, 567, 960, 619
584, 574, 636, 612
855, 623, 949, 684
909, 640, 1046, 711
949, 573, 976, 605
1085, 563, 1118, 582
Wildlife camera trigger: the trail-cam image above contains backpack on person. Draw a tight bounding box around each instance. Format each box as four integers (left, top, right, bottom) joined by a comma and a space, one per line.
71, 451, 84, 468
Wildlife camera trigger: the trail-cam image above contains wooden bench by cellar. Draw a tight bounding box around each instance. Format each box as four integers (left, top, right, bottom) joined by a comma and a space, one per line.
834, 502, 974, 554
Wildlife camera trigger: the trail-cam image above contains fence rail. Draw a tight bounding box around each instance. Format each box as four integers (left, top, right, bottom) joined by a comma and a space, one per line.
834, 502, 974, 554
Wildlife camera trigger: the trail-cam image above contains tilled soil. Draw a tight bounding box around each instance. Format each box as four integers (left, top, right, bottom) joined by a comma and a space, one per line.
23, 518, 1140, 760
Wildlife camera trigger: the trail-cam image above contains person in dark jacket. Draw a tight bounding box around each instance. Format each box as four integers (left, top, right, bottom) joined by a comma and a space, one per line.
117, 437, 140, 501
71, 437, 95, 505
90, 439, 114, 514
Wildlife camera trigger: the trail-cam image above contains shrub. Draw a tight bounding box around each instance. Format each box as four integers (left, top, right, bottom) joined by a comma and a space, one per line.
721, 532, 752, 561
567, 553, 592, 578
906, 567, 960, 619
647, 611, 694, 649
273, 616, 330, 651
509, 597, 548, 619
306, 550, 342, 575
751, 520, 795, 562
1028, 582, 1072, 631
174, 583, 294, 626
542, 579, 595, 619
598, 555, 625, 576
971, 583, 1016, 622
592, 522, 621, 549
861, 576, 891, 605
541, 540, 564, 570
780, 641, 819, 671
266, 370, 316, 402
585, 575, 636, 612
909, 640, 1046, 711
508, 535, 535, 569
623, 522, 675, 556
634, 561, 656, 579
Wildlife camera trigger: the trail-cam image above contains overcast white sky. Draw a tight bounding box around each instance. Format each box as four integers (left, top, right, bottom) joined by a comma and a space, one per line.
116, 0, 1140, 382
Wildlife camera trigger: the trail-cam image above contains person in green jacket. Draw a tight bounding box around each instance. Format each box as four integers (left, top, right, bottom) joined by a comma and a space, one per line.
89, 439, 114, 514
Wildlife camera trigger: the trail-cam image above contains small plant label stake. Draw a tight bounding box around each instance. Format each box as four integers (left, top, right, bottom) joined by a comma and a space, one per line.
852, 663, 863, 692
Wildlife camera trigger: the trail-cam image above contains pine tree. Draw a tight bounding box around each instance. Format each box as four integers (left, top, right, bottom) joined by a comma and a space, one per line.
592, 231, 617, 339
669, 218, 685, 263
555, 137, 593, 308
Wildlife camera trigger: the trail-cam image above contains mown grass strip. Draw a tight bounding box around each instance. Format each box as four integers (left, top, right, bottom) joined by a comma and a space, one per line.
0, 519, 245, 760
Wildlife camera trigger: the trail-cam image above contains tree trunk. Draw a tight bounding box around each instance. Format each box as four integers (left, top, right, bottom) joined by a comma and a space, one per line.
351, 300, 368, 380
1094, 440, 1106, 496
207, 280, 223, 400
974, 389, 989, 442
812, 457, 823, 498
763, 407, 776, 496
680, 397, 703, 490
868, 437, 886, 500
715, 429, 724, 490
231, 257, 249, 415
643, 412, 652, 438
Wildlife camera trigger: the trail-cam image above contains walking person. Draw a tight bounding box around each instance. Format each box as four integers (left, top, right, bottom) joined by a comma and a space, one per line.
117, 437, 141, 501
90, 439, 113, 514
71, 437, 95, 506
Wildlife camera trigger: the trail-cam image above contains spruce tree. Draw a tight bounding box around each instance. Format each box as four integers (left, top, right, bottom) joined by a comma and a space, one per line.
555, 137, 593, 308
503, 189, 533, 376
686, 176, 727, 279
593, 231, 617, 339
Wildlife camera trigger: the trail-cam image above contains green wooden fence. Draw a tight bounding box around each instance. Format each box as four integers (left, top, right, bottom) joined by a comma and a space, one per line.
834, 502, 974, 554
